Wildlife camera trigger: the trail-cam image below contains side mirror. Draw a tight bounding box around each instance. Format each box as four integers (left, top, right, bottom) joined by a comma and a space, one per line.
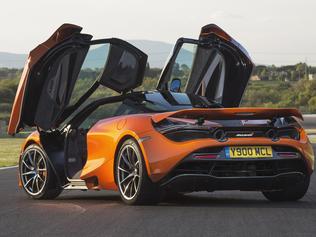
170, 78, 181, 92
98, 39, 147, 93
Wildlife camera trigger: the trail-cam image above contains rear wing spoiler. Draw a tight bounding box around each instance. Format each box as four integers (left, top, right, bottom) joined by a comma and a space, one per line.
151, 108, 303, 123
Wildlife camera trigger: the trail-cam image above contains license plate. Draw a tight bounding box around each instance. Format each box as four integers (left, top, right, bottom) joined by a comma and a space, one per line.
225, 146, 273, 159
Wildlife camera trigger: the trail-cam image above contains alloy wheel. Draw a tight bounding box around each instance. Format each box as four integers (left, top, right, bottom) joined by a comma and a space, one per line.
117, 144, 141, 200
20, 148, 47, 196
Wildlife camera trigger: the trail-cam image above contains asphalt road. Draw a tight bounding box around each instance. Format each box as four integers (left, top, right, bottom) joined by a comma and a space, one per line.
1, 146, 315, 237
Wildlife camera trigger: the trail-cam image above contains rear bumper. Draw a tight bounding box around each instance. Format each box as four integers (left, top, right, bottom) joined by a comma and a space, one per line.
140, 130, 314, 182
160, 172, 305, 192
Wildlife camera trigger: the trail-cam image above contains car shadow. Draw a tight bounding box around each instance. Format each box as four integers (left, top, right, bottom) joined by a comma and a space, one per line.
159, 192, 316, 209
48, 190, 316, 210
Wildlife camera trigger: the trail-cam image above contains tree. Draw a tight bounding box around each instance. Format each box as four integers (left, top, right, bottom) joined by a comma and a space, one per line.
308, 96, 316, 113
260, 68, 269, 80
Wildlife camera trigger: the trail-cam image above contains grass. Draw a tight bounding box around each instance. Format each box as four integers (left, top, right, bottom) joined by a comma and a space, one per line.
0, 138, 24, 167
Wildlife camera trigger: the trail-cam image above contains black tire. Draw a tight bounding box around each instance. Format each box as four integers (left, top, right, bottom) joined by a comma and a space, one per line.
262, 175, 310, 202
19, 144, 62, 199
115, 139, 160, 205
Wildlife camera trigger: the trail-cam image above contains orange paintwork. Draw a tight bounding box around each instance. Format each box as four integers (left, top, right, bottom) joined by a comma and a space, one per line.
7, 24, 82, 135
21, 109, 314, 191
200, 24, 233, 42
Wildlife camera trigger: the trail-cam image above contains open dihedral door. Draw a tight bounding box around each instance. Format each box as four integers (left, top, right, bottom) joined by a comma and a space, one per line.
157, 24, 254, 107
9, 24, 148, 183
8, 25, 147, 135
8, 24, 85, 135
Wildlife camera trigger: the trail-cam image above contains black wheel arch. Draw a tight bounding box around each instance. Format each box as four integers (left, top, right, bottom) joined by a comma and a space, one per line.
23, 136, 66, 187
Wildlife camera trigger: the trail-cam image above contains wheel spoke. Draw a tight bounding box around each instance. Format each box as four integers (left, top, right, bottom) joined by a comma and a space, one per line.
33, 150, 37, 161
22, 160, 32, 170
37, 156, 44, 167
37, 174, 44, 182
126, 148, 133, 168
133, 178, 137, 192
35, 176, 40, 192
120, 173, 134, 184
118, 166, 130, 174
24, 175, 35, 187
129, 180, 133, 197
127, 147, 136, 166
122, 154, 132, 169
130, 148, 136, 164
31, 176, 36, 191
134, 160, 139, 167
32, 150, 37, 166
27, 153, 34, 168
123, 179, 133, 195
37, 168, 46, 172
126, 148, 131, 162
22, 171, 35, 176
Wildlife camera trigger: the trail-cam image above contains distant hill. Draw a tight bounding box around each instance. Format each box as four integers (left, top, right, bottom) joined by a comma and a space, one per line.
129, 40, 193, 68
128, 40, 173, 68
0, 52, 27, 68
0, 40, 175, 69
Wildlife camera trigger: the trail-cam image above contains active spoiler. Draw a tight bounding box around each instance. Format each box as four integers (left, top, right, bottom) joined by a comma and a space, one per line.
151, 108, 303, 123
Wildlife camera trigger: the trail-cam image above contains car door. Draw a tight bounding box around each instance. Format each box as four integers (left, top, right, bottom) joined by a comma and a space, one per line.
8, 24, 147, 135
157, 24, 254, 107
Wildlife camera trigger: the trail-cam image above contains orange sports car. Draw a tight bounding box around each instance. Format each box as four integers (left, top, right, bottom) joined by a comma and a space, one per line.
8, 23, 314, 205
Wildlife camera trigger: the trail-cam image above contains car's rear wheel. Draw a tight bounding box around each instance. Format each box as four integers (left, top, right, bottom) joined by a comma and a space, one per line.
262, 175, 310, 201
115, 139, 160, 205
19, 144, 62, 199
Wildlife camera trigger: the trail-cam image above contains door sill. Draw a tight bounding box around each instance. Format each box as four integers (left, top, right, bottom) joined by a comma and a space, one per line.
63, 178, 88, 190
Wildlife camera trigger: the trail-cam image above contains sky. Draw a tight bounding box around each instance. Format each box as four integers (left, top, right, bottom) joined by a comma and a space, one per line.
1, 0, 316, 65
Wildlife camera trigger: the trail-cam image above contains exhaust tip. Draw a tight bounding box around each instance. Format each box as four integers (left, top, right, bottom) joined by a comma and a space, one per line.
213, 129, 227, 142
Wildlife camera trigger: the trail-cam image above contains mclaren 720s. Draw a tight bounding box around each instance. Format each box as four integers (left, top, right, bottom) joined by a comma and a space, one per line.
8, 23, 314, 205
